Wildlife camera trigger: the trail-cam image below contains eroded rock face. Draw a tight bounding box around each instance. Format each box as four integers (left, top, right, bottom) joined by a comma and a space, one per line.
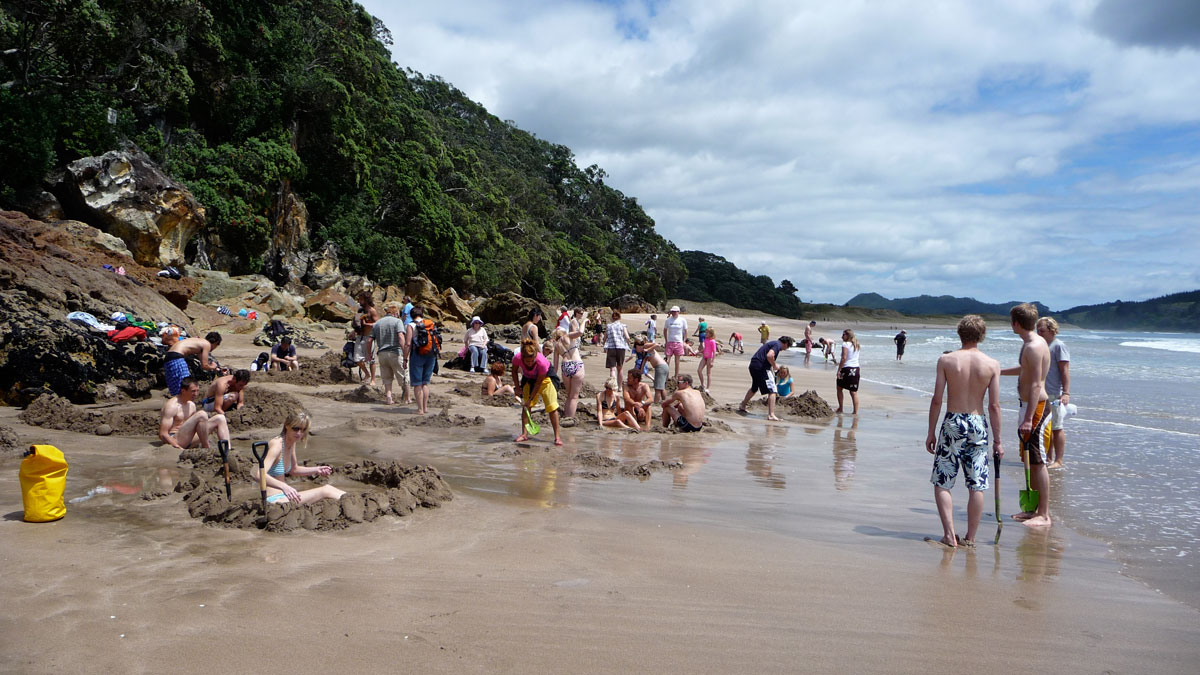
303, 287, 356, 323
0, 210, 197, 404
186, 266, 306, 319
60, 148, 205, 267
609, 294, 654, 313
476, 292, 552, 336
303, 241, 342, 290
262, 185, 310, 290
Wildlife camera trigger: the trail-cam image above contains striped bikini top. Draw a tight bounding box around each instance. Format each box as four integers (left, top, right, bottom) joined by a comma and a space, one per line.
268, 455, 289, 478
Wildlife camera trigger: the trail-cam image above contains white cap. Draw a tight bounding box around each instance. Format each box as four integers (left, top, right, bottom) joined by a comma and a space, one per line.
669, 306, 680, 312
111, 311, 126, 322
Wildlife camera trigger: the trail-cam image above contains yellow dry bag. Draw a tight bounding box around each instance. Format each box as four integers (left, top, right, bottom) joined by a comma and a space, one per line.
20, 444, 68, 522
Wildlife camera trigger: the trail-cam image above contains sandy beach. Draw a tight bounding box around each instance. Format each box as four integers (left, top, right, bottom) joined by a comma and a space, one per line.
2, 312, 1198, 674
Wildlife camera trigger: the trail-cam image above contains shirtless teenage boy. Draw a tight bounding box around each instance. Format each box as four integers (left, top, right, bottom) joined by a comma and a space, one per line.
158, 377, 230, 449
163, 333, 222, 396
1000, 303, 1053, 527
662, 374, 706, 432
623, 369, 654, 425
203, 369, 250, 415
925, 315, 1003, 548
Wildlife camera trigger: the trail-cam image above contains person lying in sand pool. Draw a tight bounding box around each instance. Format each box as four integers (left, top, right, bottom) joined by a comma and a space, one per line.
158, 376, 230, 450
483, 361, 515, 397
202, 369, 249, 414
662, 374, 705, 432
513, 338, 563, 445
598, 377, 641, 431
254, 411, 345, 505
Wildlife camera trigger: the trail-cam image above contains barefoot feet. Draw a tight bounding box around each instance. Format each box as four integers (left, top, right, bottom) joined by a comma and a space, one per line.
1022, 514, 1052, 528
514, 433, 530, 443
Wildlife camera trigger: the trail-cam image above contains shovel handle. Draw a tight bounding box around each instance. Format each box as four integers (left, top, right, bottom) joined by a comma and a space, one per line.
252, 441, 269, 491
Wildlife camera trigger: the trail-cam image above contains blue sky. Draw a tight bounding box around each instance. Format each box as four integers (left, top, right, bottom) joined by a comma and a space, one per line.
360, 0, 1200, 309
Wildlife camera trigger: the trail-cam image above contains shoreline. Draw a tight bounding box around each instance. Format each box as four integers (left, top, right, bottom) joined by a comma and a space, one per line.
2, 315, 1198, 672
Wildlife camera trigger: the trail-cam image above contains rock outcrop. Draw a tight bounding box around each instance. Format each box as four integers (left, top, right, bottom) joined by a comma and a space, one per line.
262, 184, 310, 290
475, 292, 551, 336
57, 147, 206, 267
0, 211, 198, 404
187, 266, 306, 319
303, 287, 356, 323
609, 294, 655, 313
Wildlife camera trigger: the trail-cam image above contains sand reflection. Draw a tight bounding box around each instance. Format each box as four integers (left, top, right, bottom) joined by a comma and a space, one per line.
745, 423, 788, 490
832, 414, 858, 491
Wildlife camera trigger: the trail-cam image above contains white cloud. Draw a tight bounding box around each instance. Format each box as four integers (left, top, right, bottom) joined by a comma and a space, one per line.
361, 0, 1200, 309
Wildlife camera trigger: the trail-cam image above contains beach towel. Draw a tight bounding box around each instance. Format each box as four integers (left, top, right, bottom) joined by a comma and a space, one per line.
107, 326, 147, 342
66, 311, 114, 332
217, 305, 232, 316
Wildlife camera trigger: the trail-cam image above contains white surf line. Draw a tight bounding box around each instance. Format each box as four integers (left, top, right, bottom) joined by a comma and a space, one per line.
863, 378, 1200, 439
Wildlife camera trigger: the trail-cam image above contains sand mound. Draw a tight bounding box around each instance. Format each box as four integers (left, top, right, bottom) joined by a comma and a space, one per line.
0, 424, 20, 454
258, 352, 355, 386
499, 448, 683, 480
403, 409, 485, 429
19, 394, 159, 436
174, 452, 452, 532
712, 391, 833, 422
320, 384, 383, 403
18, 388, 305, 437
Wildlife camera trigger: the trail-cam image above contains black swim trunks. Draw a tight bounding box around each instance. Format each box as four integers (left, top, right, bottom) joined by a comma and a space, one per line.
675, 416, 702, 433
837, 366, 860, 392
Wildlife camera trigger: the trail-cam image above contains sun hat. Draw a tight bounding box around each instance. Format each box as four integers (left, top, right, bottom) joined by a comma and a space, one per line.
471, 316, 482, 325
669, 306, 680, 312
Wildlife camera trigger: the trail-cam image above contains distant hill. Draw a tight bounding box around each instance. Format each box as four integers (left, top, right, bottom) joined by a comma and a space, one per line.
846, 293, 1050, 317
1056, 290, 1200, 332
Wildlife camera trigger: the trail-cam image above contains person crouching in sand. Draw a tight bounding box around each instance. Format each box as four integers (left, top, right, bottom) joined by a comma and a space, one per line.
512, 338, 563, 445
926, 315, 1003, 549
255, 411, 345, 506
663, 374, 705, 432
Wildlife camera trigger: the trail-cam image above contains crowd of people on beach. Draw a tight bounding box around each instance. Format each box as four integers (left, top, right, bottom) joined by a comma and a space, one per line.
150, 293, 1077, 548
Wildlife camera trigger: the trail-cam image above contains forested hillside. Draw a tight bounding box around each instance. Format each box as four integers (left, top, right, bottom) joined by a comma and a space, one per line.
1056, 290, 1200, 332
0, 0, 686, 304
674, 251, 804, 319
846, 293, 1051, 317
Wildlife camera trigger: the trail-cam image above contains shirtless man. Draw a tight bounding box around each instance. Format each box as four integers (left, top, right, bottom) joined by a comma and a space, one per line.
623, 369, 654, 425
163, 332, 222, 396
925, 315, 1003, 548
203, 369, 250, 415
662, 374, 705, 432
158, 377, 230, 449
1000, 303, 1052, 527
634, 337, 670, 402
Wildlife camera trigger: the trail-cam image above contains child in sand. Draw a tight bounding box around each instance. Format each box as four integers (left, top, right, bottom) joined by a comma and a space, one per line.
255, 411, 346, 505
598, 377, 641, 431
482, 362, 515, 397
775, 366, 794, 398
697, 327, 722, 391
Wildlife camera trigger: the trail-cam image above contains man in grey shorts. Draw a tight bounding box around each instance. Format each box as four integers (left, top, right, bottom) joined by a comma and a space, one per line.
925, 315, 1003, 549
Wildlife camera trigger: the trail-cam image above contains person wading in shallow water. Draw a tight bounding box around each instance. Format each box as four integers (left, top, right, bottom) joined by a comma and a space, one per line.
1001, 303, 1052, 528
926, 315, 1003, 549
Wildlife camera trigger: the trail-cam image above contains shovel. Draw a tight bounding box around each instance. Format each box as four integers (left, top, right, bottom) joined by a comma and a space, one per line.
993, 452, 1002, 543
521, 379, 542, 436
217, 439, 232, 501
1019, 435, 1039, 513
251, 440, 269, 515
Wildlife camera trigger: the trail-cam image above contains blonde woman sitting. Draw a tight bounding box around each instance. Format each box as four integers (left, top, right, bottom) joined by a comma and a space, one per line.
255, 411, 346, 505
597, 377, 641, 431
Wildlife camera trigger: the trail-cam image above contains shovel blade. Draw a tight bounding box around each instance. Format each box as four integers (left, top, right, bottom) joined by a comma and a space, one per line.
1019, 488, 1039, 513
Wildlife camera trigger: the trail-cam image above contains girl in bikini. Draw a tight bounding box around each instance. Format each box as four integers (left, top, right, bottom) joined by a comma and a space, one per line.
255, 411, 346, 505
597, 377, 641, 432
552, 326, 587, 419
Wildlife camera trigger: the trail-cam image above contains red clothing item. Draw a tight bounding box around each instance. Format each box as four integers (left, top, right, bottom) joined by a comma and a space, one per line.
107, 326, 147, 342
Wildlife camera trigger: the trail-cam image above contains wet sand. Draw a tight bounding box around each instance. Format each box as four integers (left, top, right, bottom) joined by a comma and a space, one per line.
2, 318, 1198, 673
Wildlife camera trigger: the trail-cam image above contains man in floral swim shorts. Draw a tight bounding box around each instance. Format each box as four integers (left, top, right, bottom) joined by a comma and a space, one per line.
925, 315, 1003, 549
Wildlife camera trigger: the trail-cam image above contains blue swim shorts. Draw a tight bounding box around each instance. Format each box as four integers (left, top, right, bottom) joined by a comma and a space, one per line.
930, 412, 990, 491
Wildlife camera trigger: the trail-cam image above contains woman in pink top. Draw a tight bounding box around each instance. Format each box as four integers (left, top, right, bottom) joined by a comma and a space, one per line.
697, 327, 722, 391
512, 338, 563, 445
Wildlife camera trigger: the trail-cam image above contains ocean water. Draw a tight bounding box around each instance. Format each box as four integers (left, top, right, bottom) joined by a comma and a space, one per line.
824, 326, 1200, 602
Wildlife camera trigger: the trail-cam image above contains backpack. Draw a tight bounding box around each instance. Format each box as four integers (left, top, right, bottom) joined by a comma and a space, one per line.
413, 318, 441, 356
341, 341, 357, 369
251, 352, 270, 372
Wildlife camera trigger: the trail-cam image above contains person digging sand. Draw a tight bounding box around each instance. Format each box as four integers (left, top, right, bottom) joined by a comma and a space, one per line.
512, 338, 563, 446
